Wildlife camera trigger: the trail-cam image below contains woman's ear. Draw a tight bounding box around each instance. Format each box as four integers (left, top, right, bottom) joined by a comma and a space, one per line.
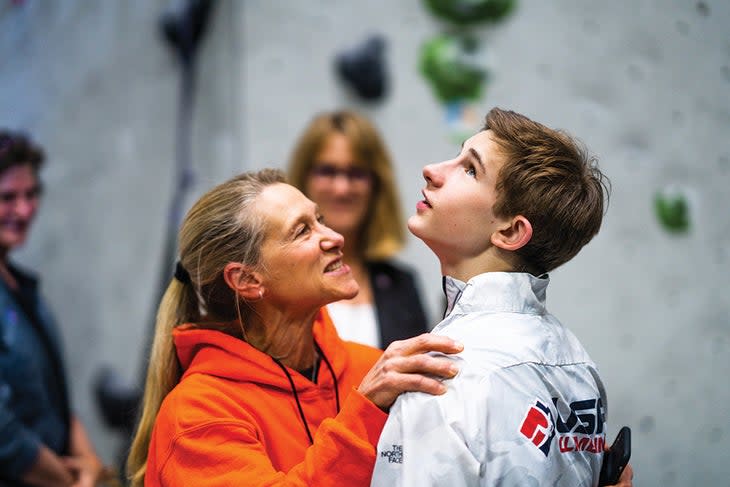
222, 262, 263, 301
490, 215, 533, 251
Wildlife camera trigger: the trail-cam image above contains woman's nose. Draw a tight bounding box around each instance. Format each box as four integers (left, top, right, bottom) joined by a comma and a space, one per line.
331, 174, 353, 194
319, 224, 345, 251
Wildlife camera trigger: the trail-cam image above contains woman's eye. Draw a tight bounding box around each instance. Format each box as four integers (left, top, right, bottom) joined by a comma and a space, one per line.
316, 214, 325, 224
466, 165, 476, 178
296, 225, 310, 237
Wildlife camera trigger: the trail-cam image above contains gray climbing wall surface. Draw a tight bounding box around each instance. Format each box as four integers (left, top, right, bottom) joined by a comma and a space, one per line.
2, 1, 728, 483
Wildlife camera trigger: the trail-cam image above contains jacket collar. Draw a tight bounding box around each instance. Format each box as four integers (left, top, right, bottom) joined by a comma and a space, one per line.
440, 272, 549, 321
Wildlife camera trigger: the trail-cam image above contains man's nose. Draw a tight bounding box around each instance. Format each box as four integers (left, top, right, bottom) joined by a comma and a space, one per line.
423, 161, 444, 186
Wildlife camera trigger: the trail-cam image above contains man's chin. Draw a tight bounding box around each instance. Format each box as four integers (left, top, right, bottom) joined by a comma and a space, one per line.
406, 215, 420, 234
407, 217, 429, 241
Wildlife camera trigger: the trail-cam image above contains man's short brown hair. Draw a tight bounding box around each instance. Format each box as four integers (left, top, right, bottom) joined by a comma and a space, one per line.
484, 108, 609, 274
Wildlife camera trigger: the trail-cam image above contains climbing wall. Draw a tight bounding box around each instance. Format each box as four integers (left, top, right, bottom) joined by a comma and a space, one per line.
1, 1, 727, 483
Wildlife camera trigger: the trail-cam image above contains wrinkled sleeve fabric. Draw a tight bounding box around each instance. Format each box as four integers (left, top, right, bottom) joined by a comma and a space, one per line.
0, 389, 41, 480
371, 386, 483, 487
152, 390, 387, 487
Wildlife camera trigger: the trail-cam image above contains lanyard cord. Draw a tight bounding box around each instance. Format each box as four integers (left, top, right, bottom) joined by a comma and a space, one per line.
272, 357, 314, 444
271, 341, 340, 445
315, 342, 340, 412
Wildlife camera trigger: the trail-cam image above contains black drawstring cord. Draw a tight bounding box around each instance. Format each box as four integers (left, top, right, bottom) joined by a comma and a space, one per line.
315, 342, 340, 413
271, 341, 340, 446
271, 357, 315, 445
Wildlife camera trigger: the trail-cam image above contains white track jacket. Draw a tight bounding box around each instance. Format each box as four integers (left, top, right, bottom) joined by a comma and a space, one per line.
371, 272, 606, 486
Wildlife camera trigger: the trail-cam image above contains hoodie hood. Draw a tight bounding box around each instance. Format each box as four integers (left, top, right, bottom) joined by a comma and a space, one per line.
147, 308, 386, 482
173, 308, 351, 393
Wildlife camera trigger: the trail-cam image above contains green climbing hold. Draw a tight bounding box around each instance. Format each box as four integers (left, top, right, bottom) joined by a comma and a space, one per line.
654, 188, 690, 233
419, 33, 488, 103
423, 0, 517, 25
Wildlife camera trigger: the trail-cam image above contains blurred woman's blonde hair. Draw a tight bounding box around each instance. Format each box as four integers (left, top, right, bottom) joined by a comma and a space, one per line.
287, 110, 405, 261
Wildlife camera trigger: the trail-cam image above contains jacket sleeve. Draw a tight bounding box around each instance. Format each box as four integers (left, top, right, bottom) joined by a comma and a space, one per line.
155, 390, 387, 487
370, 387, 483, 487
0, 381, 42, 479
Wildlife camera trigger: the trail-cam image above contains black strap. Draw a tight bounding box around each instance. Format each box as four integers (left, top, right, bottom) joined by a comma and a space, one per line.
271, 356, 314, 445
315, 342, 340, 412
270, 341, 340, 446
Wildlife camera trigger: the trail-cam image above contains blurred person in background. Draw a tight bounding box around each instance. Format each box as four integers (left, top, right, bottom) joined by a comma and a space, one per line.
126, 169, 463, 487
0, 130, 103, 487
288, 110, 429, 349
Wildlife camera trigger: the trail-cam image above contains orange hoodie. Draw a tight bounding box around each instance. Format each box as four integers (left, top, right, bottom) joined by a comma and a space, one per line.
145, 309, 387, 487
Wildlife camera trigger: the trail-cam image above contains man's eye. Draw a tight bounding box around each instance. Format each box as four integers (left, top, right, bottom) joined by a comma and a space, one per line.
296, 225, 310, 237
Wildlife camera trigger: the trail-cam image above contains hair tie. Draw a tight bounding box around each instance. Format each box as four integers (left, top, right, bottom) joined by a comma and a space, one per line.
174, 261, 191, 284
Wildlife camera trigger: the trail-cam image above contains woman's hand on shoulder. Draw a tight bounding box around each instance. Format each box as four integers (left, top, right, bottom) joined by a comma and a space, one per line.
357, 333, 463, 410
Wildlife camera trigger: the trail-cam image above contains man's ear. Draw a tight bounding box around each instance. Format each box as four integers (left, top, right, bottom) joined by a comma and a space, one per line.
222, 262, 263, 301
490, 215, 533, 251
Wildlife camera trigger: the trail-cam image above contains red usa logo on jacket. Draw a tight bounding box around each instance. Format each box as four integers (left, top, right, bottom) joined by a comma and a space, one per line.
519, 397, 605, 457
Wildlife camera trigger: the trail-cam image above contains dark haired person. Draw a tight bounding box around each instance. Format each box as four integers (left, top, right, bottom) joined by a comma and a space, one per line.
372, 108, 633, 486
0, 131, 103, 487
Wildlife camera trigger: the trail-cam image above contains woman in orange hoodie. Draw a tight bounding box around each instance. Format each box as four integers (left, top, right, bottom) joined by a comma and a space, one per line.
126, 169, 463, 487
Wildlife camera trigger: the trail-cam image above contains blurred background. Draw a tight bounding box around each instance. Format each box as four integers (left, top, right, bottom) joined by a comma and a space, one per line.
2, 0, 729, 484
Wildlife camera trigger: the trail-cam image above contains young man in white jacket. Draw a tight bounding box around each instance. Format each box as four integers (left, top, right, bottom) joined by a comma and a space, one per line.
372, 108, 627, 486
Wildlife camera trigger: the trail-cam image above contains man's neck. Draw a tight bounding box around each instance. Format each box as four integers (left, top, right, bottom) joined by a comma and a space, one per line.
439, 251, 517, 283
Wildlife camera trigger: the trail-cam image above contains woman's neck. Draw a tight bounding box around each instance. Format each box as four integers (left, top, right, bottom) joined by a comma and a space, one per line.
245, 308, 319, 371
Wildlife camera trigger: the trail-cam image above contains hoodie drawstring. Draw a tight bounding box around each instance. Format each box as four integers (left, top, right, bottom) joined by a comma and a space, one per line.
271, 341, 340, 446
272, 358, 315, 444
315, 341, 340, 412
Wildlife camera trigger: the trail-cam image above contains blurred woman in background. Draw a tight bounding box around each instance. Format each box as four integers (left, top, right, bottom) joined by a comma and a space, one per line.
288, 110, 429, 348
0, 130, 103, 487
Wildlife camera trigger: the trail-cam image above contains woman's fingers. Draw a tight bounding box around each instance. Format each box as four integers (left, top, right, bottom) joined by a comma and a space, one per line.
358, 333, 464, 410
387, 333, 463, 357
360, 373, 447, 409
386, 351, 459, 379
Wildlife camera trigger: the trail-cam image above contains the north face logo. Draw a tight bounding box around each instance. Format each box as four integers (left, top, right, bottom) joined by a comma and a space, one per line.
380, 444, 403, 463
519, 400, 555, 457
